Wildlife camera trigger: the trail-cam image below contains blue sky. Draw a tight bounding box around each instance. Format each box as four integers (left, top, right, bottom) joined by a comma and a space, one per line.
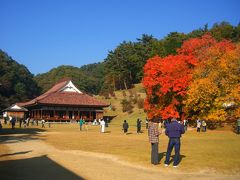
0, 0, 239, 75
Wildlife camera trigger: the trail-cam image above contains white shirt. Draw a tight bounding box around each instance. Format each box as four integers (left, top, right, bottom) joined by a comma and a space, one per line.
100, 120, 105, 126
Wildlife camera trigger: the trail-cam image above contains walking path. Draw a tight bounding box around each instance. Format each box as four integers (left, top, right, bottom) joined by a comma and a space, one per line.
0, 133, 239, 180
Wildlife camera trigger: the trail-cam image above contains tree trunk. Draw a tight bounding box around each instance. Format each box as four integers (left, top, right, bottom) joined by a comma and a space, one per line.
113, 76, 116, 92
123, 79, 128, 90
118, 74, 122, 90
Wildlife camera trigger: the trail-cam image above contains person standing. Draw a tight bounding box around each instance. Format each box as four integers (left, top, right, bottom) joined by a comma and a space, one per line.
3, 112, 7, 124
79, 118, 84, 131
145, 118, 149, 129
27, 118, 30, 126
9, 115, 12, 125
164, 118, 185, 167
137, 118, 142, 134
19, 118, 23, 128
41, 119, 45, 128
148, 120, 161, 165
11, 116, 16, 129
100, 119, 105, 133
183, 119, 188, 131
202, 120, 207, 132
122, 120, 129, 135
106, 117, 109, 127
0, 120, 2, 131
237, 118, 240, 134
23, 118, 27, 128
197, 119, 201, 132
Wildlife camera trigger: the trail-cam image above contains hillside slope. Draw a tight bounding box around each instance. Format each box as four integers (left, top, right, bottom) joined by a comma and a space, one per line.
96, 84, 147, 126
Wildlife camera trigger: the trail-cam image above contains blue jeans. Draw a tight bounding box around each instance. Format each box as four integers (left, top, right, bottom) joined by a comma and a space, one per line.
164, 138, 181, 166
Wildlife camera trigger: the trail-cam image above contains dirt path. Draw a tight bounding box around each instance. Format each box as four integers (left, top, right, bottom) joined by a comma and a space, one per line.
0, 133, 239, 180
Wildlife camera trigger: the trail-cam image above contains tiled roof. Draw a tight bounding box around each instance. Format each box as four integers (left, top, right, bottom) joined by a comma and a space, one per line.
39, 92, 108, 106
18, 79, 108, 107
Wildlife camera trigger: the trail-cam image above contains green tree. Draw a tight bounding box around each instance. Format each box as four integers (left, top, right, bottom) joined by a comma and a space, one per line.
0, 50, 40, 110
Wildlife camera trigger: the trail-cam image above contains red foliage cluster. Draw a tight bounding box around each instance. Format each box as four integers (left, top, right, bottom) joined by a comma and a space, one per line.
143, 54, 196, 119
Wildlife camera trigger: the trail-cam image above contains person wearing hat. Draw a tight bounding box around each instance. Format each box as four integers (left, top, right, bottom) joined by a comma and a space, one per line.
148, 119, 161, 165
164, 117, 185, 167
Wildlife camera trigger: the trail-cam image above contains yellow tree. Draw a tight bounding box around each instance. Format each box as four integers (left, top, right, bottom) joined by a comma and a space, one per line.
185, 40, 240, 121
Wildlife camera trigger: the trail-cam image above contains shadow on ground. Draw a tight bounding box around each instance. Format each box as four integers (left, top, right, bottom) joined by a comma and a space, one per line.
0, 155, 84, 180
0, 128, 46, 144
0, 127, 45, 135
158, 152, 186, 164
0, 150, 33, 157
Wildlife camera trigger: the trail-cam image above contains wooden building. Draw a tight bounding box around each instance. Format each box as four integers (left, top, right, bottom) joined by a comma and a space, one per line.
3, 104, 28, 119
17, 79, 109, 121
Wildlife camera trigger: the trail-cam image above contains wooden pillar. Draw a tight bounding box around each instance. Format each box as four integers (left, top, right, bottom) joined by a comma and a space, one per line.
90, 112, 93, 121
53, 110, 56, 119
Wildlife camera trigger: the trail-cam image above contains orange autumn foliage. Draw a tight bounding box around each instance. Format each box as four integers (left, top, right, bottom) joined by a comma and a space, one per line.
185, 42, 239, 120
143, 54, 196, 119
143, 33, 240, 121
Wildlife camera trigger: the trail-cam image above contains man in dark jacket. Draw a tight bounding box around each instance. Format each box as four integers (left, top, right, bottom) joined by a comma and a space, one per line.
137, 118, 142, 134
11, 116, 16, 129
164, 118, 185, 167
122, 120, 129, 135
148, 120, 161, 165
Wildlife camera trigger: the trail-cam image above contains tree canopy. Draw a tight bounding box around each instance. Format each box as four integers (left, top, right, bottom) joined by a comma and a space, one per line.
143, 33, 240, 121
0, 50, 40, 110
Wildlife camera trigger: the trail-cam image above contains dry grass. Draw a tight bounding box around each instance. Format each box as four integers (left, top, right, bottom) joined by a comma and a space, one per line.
1, 84, 239, 175
0, 144, 11, 161
42, 123, 240, 174
95, 83, 147, 126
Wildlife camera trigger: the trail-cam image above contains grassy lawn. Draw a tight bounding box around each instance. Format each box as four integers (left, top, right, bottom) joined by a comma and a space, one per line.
36, 123, 240, 174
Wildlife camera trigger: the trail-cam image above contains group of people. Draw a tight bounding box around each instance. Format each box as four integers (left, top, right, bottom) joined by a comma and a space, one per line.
1, 113, 51, 130
148, 117, 185, 167
79, 118, 106, 133
196, 119, 207, 132
122, 118, 144, 135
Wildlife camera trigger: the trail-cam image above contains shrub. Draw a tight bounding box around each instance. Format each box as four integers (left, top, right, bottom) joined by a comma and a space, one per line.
128, 89, 133, 97
111, 105, 116, 111
110, 91, 116, 97
131, 96, 138, 104
137, 98, 144, 109
121, 99, 133, 113
122, 91, 127, 97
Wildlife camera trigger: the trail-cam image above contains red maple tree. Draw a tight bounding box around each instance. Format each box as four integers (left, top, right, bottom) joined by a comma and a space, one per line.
143, 54, 196, 119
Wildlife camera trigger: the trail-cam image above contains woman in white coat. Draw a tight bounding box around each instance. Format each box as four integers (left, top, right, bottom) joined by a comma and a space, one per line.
100, 119, 105, 133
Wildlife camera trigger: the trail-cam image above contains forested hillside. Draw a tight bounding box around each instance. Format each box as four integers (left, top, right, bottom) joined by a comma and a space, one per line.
34, 21, 240, 95
34, 63, 104, 94
103, 22, 240, 92
0, 50, 40, 110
